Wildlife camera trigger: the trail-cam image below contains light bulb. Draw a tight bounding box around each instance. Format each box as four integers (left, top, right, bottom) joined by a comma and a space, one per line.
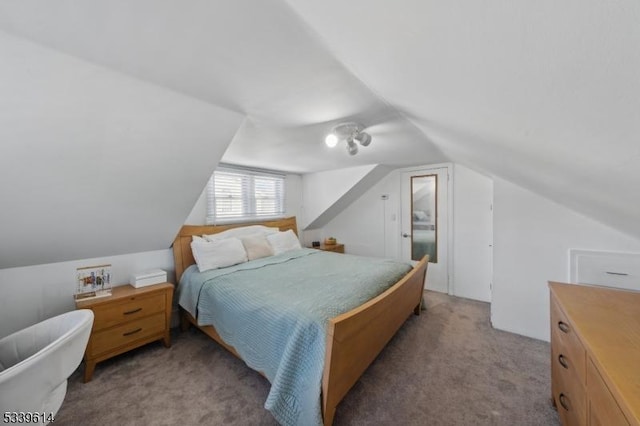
346, 138, 358, 155
325, 133, 338, 148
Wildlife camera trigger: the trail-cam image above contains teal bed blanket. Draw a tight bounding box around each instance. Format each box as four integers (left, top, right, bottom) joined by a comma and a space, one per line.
177, 248, 412, 426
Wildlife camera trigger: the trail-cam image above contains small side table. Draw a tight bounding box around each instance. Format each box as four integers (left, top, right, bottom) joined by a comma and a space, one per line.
75, 282, 174, 382
312, 243, 345, 254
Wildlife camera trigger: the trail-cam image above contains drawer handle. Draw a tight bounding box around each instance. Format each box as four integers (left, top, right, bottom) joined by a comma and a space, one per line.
558, 354, 569, 369
559, 393, 570, 411
557, 321, 570, 333
123, 328, 142, 337
123, 308, 143, 315
606, 271, 628, 276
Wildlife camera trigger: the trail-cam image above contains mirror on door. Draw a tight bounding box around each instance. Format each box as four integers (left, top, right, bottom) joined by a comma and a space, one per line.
411, 174, 437, 263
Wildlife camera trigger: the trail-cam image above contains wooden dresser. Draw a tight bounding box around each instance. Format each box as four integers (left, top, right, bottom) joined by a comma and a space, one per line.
76, 282, 174, 382
549, 282, 640, 425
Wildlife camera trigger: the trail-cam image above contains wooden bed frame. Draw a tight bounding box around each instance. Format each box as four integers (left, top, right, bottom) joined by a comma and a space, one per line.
172, 216, 428, 425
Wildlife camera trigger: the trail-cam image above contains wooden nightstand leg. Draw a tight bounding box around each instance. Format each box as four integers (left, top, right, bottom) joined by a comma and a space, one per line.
83, 359, 96, 383
162, 330, 171, 348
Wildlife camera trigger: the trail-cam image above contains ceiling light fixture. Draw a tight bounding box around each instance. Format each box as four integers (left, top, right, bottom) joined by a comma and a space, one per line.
324, 122, 372, 156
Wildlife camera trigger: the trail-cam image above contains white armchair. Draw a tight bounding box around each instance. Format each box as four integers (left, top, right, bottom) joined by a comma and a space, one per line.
0, 310, 94, 424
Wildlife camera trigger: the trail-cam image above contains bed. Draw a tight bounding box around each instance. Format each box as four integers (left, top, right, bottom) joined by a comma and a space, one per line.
172, 217, 428, 425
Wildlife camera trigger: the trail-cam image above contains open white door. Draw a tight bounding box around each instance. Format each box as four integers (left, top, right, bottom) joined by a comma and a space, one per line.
401, 166, 450, 293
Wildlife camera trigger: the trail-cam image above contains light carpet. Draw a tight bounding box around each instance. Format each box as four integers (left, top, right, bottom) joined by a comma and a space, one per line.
55, 291, 559, 425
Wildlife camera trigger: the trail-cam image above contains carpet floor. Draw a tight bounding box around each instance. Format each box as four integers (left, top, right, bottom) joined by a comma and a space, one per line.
55, 291, 559, 425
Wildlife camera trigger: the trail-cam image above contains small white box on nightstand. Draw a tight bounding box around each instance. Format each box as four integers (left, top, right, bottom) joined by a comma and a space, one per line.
130, 269, 167, 288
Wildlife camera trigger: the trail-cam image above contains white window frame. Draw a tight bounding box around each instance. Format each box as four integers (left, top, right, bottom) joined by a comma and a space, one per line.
206, 164, 286, 224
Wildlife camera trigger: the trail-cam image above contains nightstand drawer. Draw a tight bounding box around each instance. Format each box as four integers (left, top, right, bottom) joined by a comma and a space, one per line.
92, 292, 166, 331
90, 312, 165, 355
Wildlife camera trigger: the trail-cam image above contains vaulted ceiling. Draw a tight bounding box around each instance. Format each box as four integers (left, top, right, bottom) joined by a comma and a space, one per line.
0, 0, 447, 174
1, 0, 639, 268
285, 0, 640, 239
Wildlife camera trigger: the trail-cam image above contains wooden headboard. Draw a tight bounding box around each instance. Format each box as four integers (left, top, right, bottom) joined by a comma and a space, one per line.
172, 216, 299, 282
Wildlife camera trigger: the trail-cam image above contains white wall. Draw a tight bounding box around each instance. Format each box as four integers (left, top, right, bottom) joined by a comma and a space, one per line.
285, 174, 304, 225
492, 178, 640, 341
185, 186, 209, 225
452, 164, 493, 302
0, 250, 174, 339
301, 165, 379, 229
317, 170, 402, 258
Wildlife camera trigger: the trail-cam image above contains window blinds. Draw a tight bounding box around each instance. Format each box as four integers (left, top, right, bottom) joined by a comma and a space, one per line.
206, 165, 285, 224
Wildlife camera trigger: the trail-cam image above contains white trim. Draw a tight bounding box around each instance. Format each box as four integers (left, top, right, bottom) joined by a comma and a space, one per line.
218, 163, 287, 177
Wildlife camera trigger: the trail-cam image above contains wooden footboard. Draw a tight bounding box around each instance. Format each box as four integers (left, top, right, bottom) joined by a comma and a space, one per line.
321, 256, 428, 426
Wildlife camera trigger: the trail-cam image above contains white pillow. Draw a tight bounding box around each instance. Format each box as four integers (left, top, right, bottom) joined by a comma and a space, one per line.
190, 237, 248, 272
241, 234, 274, 261
267, 229, 301, 255
204, 225, 279, 242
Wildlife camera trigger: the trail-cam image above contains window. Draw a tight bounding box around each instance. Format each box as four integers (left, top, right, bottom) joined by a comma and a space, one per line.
206, 165, 285, 224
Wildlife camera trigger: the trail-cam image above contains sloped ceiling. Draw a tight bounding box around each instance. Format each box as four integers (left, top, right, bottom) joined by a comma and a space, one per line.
302, 165, 391, 230
285, 0, 640, 239
0, 31, 244, 268
1, 0, 639, 270
0, 0, 447, 174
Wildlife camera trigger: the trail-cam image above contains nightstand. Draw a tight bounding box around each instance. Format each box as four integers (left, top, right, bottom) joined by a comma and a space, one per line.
75, 282, 174, 382
313, 243, 345, 253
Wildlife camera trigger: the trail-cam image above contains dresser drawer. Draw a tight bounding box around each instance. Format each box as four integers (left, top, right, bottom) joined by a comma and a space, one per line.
550, 296, 586, 385
552, 344, 586, 426
90, 312, 166, 356
587, 360, 629, 426
92, 292, 166, 331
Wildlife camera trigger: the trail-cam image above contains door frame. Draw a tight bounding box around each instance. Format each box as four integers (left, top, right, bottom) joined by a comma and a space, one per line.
399, 162, 454, 295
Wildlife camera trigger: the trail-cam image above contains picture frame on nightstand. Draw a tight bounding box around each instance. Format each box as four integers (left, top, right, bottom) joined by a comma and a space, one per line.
75, 264, 112, 300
